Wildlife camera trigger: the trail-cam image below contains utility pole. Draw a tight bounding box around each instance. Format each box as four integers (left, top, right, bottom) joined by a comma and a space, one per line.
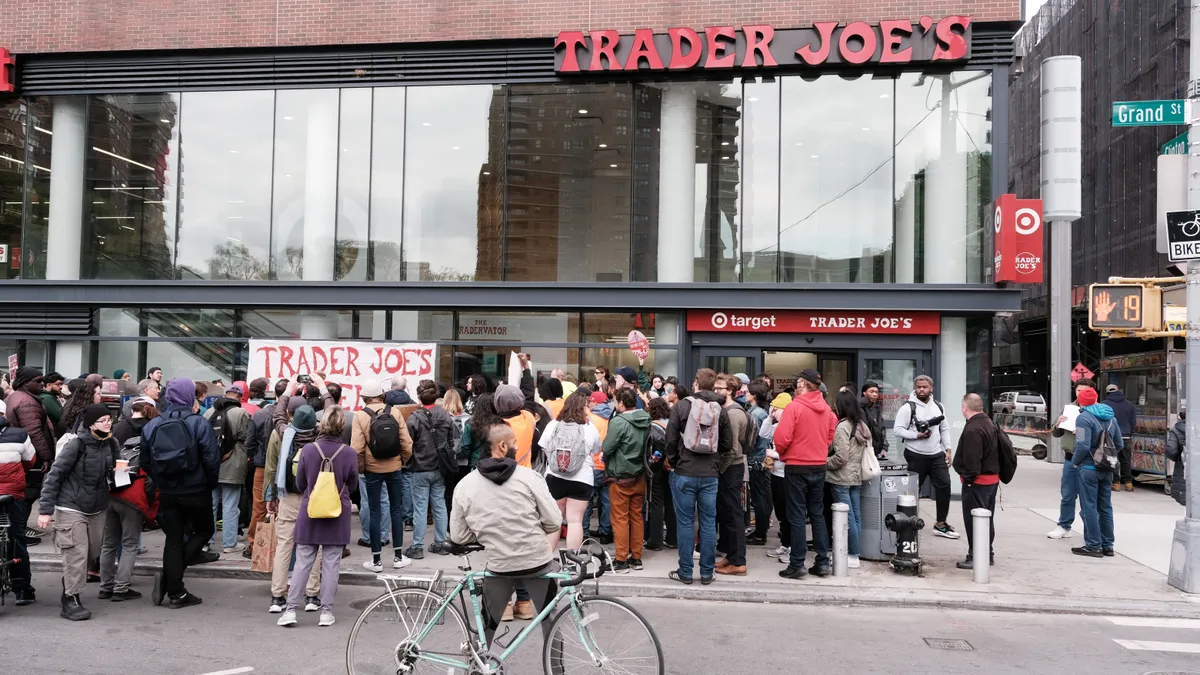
1168, 0, 1200, 594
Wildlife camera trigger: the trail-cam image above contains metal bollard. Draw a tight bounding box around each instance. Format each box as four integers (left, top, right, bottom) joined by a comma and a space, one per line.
971, 508, 992, 584
831, 502, 850, 577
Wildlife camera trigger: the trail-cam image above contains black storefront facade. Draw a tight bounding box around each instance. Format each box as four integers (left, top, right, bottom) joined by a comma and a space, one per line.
0, 17, 1021, 435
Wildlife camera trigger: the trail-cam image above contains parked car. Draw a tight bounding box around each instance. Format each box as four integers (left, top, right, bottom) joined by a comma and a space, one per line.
993, 391, 1047, 417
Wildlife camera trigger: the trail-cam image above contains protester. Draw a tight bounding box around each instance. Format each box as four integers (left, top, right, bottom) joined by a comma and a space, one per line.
664, 368, 731, 585
827, 389, 871, 569
405, 380, 457, 560
441, 389, 471, 511
0, 412, 37, 605
951, 394, 1000, 570
1103, 384, 1137, 492
644, 396, 675, 551
540, 378, 566, 421
1072, 385, 1122, 558
244, 379, 288, 558
205, 384, 251, 554
100, 402, 158, 602
744, 383, 772, 546
276, 407, 357, 628
141, 378, 220, 609
859, 381, 888, 459
1167, 411, 1187, 507
613, 366, 647, 410
4, 367, 55, 546
194, 381, 211, 415
714, 374, 749, 576
264, 400, 324, 611
241, 379, 267, 416
38, 372, 66, 437
1047, 378, 1095, 539
647, 374, 668, 400
540, 391, 599, 551
603, 388, 650, 573
893, 375, 958, 540
760, 392, 792, 561
61, 379, 103, 434
584, 390, 613, 544
464, 374, 488, 415
38, 404, 119, 620
351, 380, 414, 573
494, 383, 537, 469
147, 367, 163, 384
123, 378, 162, 420
773, 369, 838, 579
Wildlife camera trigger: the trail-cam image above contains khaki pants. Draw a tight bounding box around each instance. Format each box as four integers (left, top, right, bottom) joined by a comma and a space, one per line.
54, 509, 105, 596
271, 494, 321, 598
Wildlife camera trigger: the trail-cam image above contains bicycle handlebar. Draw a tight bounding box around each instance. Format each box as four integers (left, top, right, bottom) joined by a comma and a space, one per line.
559, 544, 608, 587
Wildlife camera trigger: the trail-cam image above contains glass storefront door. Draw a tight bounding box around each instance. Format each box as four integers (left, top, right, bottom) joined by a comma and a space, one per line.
693, 348, 761, 384
860, 350, 931, 456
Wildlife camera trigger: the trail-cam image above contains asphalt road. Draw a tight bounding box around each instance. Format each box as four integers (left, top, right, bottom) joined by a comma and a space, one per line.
5, 576, 1200, 675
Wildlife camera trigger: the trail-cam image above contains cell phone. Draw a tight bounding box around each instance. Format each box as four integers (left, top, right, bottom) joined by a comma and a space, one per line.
297, 374, 312, 384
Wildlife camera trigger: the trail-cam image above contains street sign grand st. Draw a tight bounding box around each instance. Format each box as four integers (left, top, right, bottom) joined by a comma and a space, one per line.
1112, 100, 1187, 126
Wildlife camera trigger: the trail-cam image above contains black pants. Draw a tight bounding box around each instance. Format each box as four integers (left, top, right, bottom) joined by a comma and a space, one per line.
716, 464, 746, 566
784, 471, 828, 570
770, 473, 790, 548
3, 497, 32, 593
961, 482, 998, 560
645, 465, 676, 548
1117, 439, 1133, 483
159, 491, 216, 598
482, 562, 557, 645
748, 466, 772, 539
240, 463, 254, 528
904, 450, 952, 524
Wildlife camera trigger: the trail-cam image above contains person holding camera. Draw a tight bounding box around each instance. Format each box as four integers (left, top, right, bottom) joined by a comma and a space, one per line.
893, 375, 958, 540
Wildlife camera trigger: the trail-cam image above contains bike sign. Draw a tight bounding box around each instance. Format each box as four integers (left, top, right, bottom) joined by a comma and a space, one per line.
1167, 209, 1200, 262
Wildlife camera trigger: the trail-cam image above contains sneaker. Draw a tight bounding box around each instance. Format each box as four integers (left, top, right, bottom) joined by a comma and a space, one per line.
404, 519, 414, 531
404, 546, 425, 560
1071, 546, 1104, 558
111, 588, 142, 602
808, 565, 831, 578
222, 543, 246, 554
196, 551, 221, 564
847, 555, 861, 569
629, 558, 644, 571
429, 542, 450, 556
362, 559, 383, 573
98, 588, 113, 600
1046, 526, 1073, 539
14, 589, 35, 606
318, 609, 335, 627
1103, 548, 1115, 557
216, 519, 223, 530
779, 566, 808, 579
766, 545, 789, 558
304, 595, 321, 612
168, 592, 203, 609
242, 546, 253, 559
137, 546, 149, 555
269, 596, 287, 613
393, 555, 413, 570
613, 560, 630, 574
746, 534, 767, 546
277, 609, 298, 627
933, 523, 960, 540
25, 526, 44, 539
956, 557, 975, 570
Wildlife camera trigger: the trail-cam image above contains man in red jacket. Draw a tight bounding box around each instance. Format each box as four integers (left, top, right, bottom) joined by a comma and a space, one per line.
772, 369, 837, 579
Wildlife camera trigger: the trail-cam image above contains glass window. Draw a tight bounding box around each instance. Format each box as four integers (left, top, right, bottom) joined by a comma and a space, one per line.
145, 308, 237, 339
97, 308, 140, 337
780, 75, 895, 283
0, 100, 25, 280
22, 98, 53, 279
693, 82, 740, 282
146, 340, 240, 383
455, 312, 574, 343
581, 347, 677, 382
336, 88, 372, 281
272, 89, 339, 281
404, 85, 500, 281
581, 312, 666, 344
453, 345, 579, 388
740, 80, 780, 282
84, 94, 180, 279
369, 87, 405, 281
98, 340, 140, 380
241, 309, 354, 340
390, 311, 454, 342
176, 90, 274, 280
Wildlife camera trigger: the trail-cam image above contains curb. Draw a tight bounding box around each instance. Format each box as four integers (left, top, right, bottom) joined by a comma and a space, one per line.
30, 555, 1200, 619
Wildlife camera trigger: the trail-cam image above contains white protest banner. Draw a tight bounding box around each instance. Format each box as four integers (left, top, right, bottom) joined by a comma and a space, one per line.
247, 339, 436, 411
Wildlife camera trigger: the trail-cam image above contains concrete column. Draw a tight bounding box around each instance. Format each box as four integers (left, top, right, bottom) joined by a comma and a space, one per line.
654, 313, 681, 379
46, 97, 88, 372
302, 96, 338, 283
656, 85, 697, 283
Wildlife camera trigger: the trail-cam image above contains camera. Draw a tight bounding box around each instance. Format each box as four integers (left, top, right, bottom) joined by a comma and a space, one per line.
915, 415, 945, 434
297, 374, 312, 384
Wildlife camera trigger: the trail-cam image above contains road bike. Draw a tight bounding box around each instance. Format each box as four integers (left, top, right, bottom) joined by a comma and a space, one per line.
0, 494, 15, 607
345, 542, 664, 674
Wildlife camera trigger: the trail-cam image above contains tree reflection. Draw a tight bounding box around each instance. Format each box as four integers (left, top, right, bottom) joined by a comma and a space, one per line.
206, 241, 268, 280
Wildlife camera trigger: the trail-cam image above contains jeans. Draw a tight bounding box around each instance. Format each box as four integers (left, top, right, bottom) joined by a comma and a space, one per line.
159, 491, 215, 598
1058, 459, 1079, 530
904, 449, 952, 524
770, 473, 790, 548
410, 470, 448, 549
670, 472, 718, 579
1078, 468, 1115, 550
645, 465, 676, 548
2, 497, 31, 593
401, 469, 414, 522
358, 474, 391, 542
784, 471, 829, 570
961, 482, 998, 559
748, 465, 772, 538
716, 464, 746, 566
364, 470, 407, 555
583, 468, 612, 536
211, 483, 242, 549
830, 484, 862, 557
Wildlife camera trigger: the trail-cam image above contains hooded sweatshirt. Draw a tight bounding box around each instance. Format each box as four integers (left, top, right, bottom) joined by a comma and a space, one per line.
893, 393, 951, 456
449, 455, 561, 573
1102, 391, 1137, 437
139, 378, 221, 495
602, 408, 650, 479
773, 390, 838, 472
1072, 403, 1124, 469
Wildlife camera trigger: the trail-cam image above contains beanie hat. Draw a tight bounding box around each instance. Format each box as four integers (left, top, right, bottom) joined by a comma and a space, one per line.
11, 366, 42, 390
770, 392, 793, 410
861, 380, 880, 394
113, 369, 127, 380
493, 384, 526, 415
1076, 386, 1098, 408
81, 404, 112, 429
614, 366, 637, 382
292, 405, 318, 431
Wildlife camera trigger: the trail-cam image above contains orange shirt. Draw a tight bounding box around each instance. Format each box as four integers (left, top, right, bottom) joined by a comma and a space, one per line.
504, 410, 537, 468
544, 398, 565, 421
588, 412, 609, 471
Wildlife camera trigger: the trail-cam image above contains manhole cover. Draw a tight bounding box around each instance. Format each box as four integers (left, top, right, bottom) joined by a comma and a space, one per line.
923, 638, 974, 651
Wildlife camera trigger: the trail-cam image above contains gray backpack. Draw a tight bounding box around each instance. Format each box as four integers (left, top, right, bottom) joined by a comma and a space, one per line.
683, 396, 722, 454
549, 423, 591, 475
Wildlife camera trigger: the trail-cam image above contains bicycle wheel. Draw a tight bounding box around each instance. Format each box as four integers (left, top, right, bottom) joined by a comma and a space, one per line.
346, 588, 472, 675
543, 595, 664, 675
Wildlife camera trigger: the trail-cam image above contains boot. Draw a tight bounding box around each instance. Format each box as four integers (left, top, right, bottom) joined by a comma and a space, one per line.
1124, 483, 1135, 492
60, 592, 92, 621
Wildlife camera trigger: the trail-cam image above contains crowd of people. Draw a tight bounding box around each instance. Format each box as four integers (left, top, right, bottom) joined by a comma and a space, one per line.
1, 357, 1023, 626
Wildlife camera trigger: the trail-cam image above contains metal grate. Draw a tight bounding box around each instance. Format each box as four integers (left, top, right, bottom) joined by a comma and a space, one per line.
0, 307, 93, 337
923, 638, 974, 651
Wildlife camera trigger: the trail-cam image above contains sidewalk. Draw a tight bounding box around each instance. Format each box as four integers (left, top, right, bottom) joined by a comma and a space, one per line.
25, 457, 1200, 617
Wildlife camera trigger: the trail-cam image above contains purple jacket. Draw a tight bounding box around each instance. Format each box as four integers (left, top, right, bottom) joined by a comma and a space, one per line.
294, 436, 358, 547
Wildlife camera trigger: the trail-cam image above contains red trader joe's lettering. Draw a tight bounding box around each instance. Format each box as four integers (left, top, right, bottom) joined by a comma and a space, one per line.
0, 49, 14, 94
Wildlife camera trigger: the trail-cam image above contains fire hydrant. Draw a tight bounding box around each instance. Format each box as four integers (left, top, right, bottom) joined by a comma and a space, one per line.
884, 494, 924, 575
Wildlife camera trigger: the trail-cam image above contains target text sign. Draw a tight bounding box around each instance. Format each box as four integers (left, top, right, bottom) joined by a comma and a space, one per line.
686, 310, 941, 334
993, 194, 1043, 283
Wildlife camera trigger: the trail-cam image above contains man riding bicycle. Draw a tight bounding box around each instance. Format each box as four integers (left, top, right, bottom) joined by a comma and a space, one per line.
450, 424, 563, 644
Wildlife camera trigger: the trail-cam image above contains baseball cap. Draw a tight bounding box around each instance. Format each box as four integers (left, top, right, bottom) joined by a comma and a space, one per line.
1105, 384, 1119, 393
360, 381, 385, 398
734, 373, 750, 385
589, 391, 609, 405
614, 366, 637, 382
225, 384, 245, 397
798, 369, 821, 386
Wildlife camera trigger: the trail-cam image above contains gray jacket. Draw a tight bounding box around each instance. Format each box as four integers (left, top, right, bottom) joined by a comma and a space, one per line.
39, 431, 119, 516
205, 399, 250, 485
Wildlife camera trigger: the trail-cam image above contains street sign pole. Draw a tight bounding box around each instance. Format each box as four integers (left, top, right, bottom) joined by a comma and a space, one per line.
1169, 0, 1200, 595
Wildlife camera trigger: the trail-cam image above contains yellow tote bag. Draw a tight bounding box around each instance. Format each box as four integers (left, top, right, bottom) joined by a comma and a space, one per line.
307, 444, 347, 519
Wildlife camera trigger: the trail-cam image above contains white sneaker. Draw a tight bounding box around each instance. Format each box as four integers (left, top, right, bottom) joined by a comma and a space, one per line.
847, 555, 861, 569
393, 555, 412, 570
766, 545, 789, 558
222, 543, 245, 554
1046, 526, 1073, 539
277, 609, 297, 627
318, 610, 335, 627
362, 559, 383, 573
778, 550, 791, 564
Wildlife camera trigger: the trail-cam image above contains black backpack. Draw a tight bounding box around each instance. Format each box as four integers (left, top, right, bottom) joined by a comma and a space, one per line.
412, 408, 460, 477
363, 405, 403, 460
209, 405, 238, 462
996, 426, 1018, 484
147, 411, 199, 481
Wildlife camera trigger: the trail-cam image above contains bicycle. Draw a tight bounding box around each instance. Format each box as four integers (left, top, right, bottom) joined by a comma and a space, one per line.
345, 542, 664, 674
0, 494, 15, 607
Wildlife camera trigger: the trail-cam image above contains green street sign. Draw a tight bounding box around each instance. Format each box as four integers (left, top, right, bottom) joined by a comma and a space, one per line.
1113, 100, 1187, 126
1163, 131, 1189, 155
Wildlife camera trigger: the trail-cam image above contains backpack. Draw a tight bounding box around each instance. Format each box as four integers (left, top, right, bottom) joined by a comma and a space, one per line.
307, 444, 348, 519
120, 436, 142, 475
905, 400, 945, 428
209, 405, 238, 462
1091, 419, 1121, 472
413, 408, 460, 478
548, 422, 591, 475
363, 405, 403, 460
996, 426, 1018, 484
147, 411, 198, 480
739, 406, 761, 456
682, 396, 722, 454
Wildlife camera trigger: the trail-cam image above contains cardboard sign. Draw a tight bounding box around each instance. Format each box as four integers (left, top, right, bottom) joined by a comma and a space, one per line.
627, 330, 650, 360
686, 310, 940, 334
0, 243, 8, 264
994, 194, 1044, 283
247, 340, 436, 411
7, 353, 16, 381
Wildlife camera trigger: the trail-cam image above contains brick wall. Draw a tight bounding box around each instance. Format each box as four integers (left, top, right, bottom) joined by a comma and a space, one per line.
7, 1, 1021, 54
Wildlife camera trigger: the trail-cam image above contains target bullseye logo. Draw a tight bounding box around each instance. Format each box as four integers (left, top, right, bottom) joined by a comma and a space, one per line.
994, 204, 1002, 234
1014, 207, 1042, 235
711, 312, 729, 329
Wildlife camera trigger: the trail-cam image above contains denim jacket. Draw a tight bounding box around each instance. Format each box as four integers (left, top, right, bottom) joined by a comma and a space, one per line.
748, 405, 769, 464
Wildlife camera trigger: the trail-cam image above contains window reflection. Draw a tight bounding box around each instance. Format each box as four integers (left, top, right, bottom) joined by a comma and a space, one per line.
740, 80, 780, 282
693, 82, 740, 282
0, 100, 24, 280
22, 99, 53, 279
337, 89, 372, 281
273, 89, 339, 281
370, 88, 405, 281
176, 91, 273, 280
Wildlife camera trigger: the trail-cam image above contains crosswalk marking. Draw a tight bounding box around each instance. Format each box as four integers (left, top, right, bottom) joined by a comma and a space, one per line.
196, 668, 254, 675
1113, 639, 1200, 654
1106, 617, 1200, 629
